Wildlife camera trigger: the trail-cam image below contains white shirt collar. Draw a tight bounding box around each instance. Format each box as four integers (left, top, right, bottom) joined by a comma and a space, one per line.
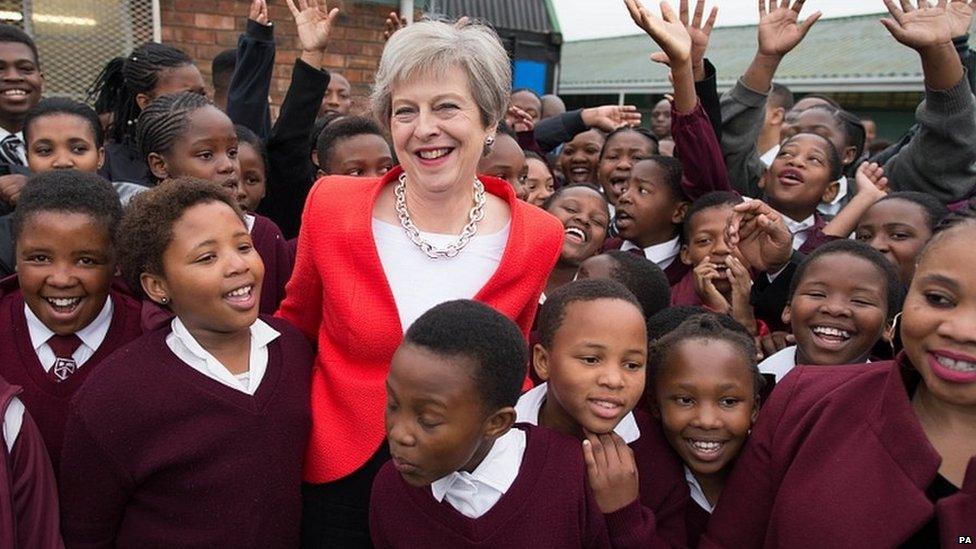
25, 296, 114, 370
684, 465, 714, 514
758, 345, 797, 382
0, 127, 25, 163
620, 236, 680, 270
759, 144, 780, 168
166, 316, 279, 395
514, 383, 641, 443
244, 213, 256, 233
429, 428, 526, 519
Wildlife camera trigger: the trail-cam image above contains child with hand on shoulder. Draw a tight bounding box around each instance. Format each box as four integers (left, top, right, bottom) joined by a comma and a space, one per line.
521, 278, 688, 548
59, 177, 312, 547
370, 299, 609, 548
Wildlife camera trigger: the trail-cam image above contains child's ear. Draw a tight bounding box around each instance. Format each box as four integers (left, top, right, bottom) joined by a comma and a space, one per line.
135, 93, 154, 111
532, 343, 551, 381
781, 304, 792, 326
842, 146, 857, 166
482, 406, 517, 440
671, 201, 689, 224
147, 152, 170, 181
310, 151, 319, 169
680, 244, 692, 266
140, 273, 171, 307
821, 180, 840, 204
96, 146, 106, 170
750, 395, 760, 423
767, 106, 785, 127
316, 168, 326, 178
759, 169, 769, 191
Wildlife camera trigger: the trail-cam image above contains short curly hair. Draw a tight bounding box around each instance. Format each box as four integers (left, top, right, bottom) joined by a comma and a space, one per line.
371, 20, 511, 134
12, 170, 122, 246
404, 300, 527, 412
537, 278, 643, 349
117, 177, 244, 298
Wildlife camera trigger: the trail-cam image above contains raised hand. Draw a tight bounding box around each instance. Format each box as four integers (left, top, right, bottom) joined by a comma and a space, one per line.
505, 105, 535, 133
384, 11, 407, 41
694, 256, 731, 313
947, 0, 976, 37
726, 200, 794, 273
285, 0, 340, 53
855, 161, 889, 197
682, 0, 719, 80
581, 105, 642, 132
757, 0, 822, 58
625, 0, 693, 65
249, 0, 269, 25
880, 0, 953, 51
582, 432, 640, 514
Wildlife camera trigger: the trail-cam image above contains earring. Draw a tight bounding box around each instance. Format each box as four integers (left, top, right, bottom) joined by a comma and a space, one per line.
160, 296, 170, 305
482, 134, 495, 157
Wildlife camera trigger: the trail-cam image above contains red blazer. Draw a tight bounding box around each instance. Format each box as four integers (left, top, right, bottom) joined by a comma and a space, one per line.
276, 166, 564, 483
702, 357, 976, 548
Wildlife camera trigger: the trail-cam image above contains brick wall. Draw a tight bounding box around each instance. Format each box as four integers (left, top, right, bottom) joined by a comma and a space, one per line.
159, 0, 394, 113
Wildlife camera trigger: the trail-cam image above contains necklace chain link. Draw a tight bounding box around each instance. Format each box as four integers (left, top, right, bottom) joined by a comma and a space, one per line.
394, 172, 487, 259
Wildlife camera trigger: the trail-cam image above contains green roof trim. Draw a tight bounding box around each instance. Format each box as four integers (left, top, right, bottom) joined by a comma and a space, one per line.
559, 12, 955, 94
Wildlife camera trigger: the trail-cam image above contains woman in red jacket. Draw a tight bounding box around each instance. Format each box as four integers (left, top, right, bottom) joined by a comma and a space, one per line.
276, 16, 563, 547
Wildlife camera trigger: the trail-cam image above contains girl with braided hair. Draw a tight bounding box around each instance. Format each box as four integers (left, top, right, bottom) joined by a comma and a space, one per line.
88, 43, 205, 186
136, 91, 292, 315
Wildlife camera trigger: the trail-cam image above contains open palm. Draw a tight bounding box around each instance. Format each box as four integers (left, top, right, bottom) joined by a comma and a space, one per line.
881, 0, 953, 50
625, 0, 693, 64
758, 0, 821, 57
286, 0, 339, 52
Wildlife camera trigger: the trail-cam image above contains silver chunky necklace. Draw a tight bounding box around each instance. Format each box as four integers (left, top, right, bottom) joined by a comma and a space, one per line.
394, 171, 487, 259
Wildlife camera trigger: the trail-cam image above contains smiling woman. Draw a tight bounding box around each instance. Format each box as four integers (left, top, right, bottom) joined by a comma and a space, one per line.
276, 18, 564, 546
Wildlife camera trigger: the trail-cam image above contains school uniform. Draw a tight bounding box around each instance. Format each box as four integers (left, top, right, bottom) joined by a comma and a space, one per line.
515, 383, 689, 549
702, 357, 976, 548
247, 213, 294, 315
604, 236, 690, 287
0, 276, 142, 471
0, 374, 61, 549
369, 424, 611, 548
226, 19, 275, 139
790, 211, 831, 255
59, 315, 312, 548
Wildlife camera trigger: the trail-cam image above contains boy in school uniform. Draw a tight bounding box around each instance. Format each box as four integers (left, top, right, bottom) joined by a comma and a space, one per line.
0, 171, 141, 471
370, 300, 610, 548
0, 24, 43, 216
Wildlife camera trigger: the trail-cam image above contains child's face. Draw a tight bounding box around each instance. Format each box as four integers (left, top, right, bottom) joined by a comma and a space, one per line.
546, 186, 609, 267
558, 130, 603, 185
137, 64, 205, 109
535, 298, 647, 436
147, 201, 264, 338
0, 42, 43, 120
478, 133, 527, 200
16, 211, 114, 335
238, 142, 266, 213
597, 132, 657, 205
151, 106, 244, 209
323, 133, 393, 178
681, 205, 735, 296
524, 157, 554, 207
901, 225, 976, 406
780, 108, 854, 166
615, 160, 684, 248
654, 338, 757, 478
763, 134, 839, 221
650, 99, 671, 139
26, 114, 103, 173
385, 343, 499, 487
855, 198, 931, 284
784, 253, 888, 365
320, 73, 352, 116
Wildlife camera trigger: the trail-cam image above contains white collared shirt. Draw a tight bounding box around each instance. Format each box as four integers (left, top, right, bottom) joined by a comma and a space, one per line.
244, 212, 256, 233
783, 214, 816, 250
684, 466, 714, 514
25, 296, 114, 373
759, 144, 780, 168
2, 397, 24, 452
429, 428, 526, 519
758, 345, 798, 383
165, 317, 280, 395
514, 383, 641, 443
620, 236, 681, 271
0, 127, 26, 165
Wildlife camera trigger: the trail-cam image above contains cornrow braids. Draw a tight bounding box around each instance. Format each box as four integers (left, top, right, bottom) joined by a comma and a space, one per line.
136, 91, 213, 171
88, 43, 193, 145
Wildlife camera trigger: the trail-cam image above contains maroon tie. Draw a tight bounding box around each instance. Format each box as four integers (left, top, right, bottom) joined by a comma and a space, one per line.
625, 246, 646, 258
47, 334, 82, 383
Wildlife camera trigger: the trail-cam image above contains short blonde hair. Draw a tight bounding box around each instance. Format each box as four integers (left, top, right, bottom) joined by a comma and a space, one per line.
371, 20, 511, 134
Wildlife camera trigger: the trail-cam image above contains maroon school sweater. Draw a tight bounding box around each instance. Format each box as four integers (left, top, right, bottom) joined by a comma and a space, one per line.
59, 315, 312, 548
251, 213, 294, 315
0, 283, 142, 472
369, 424, 611, 548
603, 410, 691, 549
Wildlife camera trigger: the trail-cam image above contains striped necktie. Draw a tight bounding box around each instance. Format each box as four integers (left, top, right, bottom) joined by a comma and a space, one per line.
0, 134, 23, 166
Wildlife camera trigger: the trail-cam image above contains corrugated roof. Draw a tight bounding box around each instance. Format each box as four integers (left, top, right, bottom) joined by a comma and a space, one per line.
431, 0, 555, 33
559, 12, 955, 94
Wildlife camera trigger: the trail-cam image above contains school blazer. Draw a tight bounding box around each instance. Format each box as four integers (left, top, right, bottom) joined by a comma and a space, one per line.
701, 358, 976, 548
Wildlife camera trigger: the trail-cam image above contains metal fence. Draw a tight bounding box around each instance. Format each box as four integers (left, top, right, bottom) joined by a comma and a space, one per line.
0, 0, 158, 100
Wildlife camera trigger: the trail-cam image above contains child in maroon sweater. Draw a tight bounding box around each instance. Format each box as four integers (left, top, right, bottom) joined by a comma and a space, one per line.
370, 300, 609, 548
59, 178, 312, 547
520, 278, 688, 548
0, 171, 142, 471
136, 91, 292, 314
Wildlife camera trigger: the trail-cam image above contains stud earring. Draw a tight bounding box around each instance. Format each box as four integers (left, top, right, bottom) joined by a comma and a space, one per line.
160, 296, 170, 305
